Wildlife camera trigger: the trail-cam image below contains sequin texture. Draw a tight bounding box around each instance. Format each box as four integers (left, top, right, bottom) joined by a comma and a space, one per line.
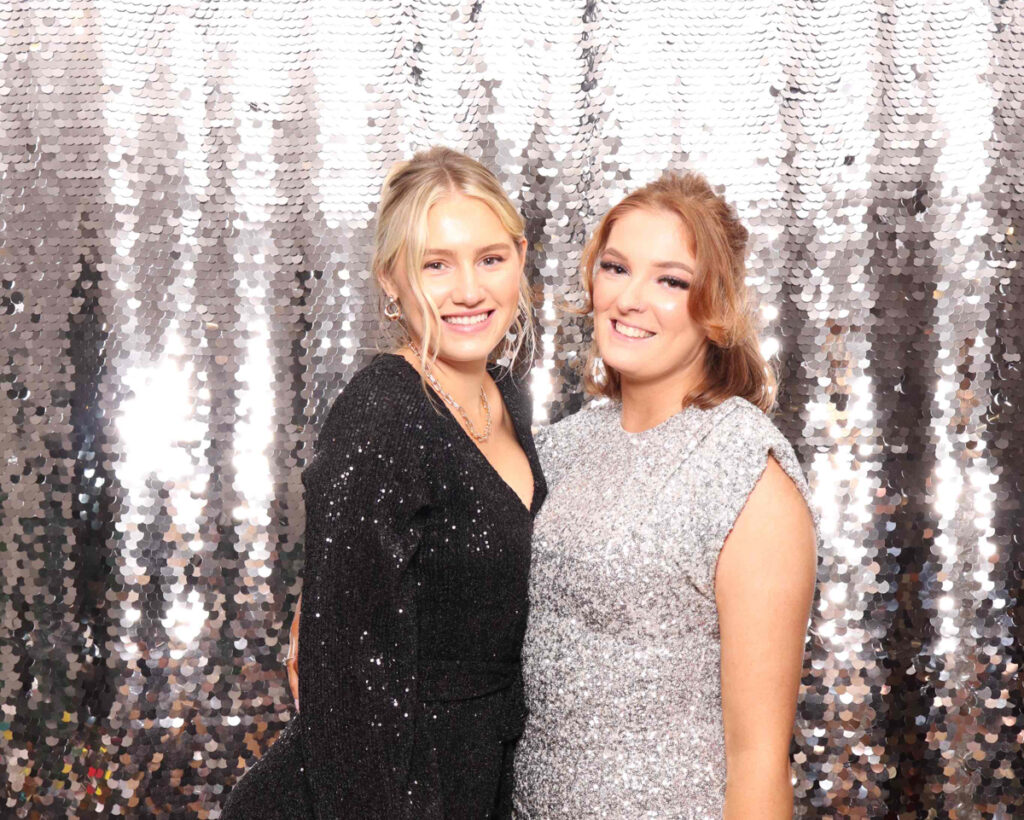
3, 1, 1022, 815
514, 397, 819, 818
224, 354, 547, 818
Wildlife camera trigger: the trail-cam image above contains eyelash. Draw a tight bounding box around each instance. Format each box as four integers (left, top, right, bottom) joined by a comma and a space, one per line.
424, 255, 505, 271
599, 261, 690, 290
599, 261, 627, 275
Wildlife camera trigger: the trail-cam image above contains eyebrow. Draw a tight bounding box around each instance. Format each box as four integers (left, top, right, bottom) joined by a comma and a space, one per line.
602, 246, 695, 275
424, 242, 514, 257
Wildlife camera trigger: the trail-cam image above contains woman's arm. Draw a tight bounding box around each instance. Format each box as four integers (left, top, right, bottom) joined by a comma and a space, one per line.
297, 371, 432, 819
286, 594, 299, 711
716, 456, 817, 820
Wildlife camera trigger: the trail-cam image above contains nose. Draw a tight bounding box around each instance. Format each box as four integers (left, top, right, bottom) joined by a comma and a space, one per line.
452, 261, 484, 305
614, 274, 647, 314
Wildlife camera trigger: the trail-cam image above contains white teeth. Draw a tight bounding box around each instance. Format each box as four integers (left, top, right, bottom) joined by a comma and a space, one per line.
614, 320, 654, 339
445, 312, 490, 326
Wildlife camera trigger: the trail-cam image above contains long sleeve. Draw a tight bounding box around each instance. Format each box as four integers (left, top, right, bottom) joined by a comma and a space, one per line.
297, 366, 432, 819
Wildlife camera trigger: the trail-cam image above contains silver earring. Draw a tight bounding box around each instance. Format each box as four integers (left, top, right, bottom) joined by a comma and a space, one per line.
500, 329, 517, 362
384, 296, 402, 321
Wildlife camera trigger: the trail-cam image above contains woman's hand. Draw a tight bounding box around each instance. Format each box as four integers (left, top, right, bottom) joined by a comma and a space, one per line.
287, 594, 301, 712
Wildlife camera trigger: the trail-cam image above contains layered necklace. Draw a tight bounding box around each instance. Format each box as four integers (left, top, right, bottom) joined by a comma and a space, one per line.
408, 342, 492, 443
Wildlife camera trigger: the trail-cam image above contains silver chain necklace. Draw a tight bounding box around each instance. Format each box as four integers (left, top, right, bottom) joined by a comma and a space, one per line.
407, 342, 492, 443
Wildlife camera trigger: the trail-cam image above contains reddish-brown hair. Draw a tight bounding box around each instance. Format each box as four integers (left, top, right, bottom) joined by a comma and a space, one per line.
579, 172, 776, 413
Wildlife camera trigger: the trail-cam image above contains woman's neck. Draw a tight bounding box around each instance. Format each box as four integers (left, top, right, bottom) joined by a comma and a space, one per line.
398, 346, 491, 414
618, 362, 703, 434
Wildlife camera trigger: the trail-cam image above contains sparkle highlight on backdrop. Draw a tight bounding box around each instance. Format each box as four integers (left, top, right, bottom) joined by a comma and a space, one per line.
1, 1, 1022, 817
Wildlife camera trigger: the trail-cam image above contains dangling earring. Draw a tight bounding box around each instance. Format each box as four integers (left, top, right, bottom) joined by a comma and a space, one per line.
500, 301, 528, 363
495, 330, 516, 364
384, 295, 402, 321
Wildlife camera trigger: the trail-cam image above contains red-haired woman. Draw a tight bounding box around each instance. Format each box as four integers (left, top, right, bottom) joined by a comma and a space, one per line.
512, 173, 818, 819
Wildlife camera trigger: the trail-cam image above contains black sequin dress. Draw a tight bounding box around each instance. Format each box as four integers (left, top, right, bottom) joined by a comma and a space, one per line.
223, 353, 546, 819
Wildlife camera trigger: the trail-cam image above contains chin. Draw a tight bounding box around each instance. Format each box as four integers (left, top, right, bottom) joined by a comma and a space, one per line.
436, 334, 502, 364
594, 340, 636, 375
604, 361, 647, 382
598, 345, 659, 383
600, 358, 638, 381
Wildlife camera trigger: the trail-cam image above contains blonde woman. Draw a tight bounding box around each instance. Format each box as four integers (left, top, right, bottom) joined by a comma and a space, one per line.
513, 173, 818, 818
224, 147, 546, 819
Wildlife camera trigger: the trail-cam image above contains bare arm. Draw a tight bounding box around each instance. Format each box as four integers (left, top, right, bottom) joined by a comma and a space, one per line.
287, 594, 300, 711
716, 457, 816, 820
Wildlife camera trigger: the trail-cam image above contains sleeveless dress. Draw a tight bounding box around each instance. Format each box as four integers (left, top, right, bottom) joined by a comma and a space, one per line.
513, 396, 817, 819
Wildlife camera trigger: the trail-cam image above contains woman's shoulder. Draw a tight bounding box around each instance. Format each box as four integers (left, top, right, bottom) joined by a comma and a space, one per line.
327, 354, 424, 413
344, 351, 418, 393
536, 399, 615, 444
312, 354, 429, 459
532, 400, 616, 479
701, 396, 810, 498
705, 396, 793, 450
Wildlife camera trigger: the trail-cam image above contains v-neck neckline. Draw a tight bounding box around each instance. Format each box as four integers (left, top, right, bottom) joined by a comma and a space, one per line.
381, 353, 543, 517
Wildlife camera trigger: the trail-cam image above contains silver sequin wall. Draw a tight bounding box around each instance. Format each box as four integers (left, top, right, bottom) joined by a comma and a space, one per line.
1, 1, 1021, 817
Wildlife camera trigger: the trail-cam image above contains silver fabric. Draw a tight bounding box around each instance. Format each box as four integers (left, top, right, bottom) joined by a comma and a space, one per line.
514, 397, 817, 818
2, 0, 1022, 815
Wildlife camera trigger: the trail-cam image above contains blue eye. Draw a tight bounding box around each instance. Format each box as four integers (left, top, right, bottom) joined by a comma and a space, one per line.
599, 261, 627, 275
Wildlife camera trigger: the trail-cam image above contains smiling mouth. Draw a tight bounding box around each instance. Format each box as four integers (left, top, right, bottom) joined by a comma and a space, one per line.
443, 309, 494, 327
612, 318, 655, 339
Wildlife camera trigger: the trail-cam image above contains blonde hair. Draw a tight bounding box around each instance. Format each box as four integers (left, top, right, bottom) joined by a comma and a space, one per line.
372, 146, 534, 372
579, 171, 776, 413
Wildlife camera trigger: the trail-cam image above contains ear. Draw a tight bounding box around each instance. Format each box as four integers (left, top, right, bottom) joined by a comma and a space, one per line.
376, 270, 397, 301
515, 236, 527, 269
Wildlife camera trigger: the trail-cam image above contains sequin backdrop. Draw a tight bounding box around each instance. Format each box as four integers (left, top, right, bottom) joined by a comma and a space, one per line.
1, 0, 1021, 816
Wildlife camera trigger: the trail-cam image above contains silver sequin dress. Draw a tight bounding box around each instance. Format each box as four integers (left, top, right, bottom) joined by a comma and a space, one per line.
513, 396, 816, 819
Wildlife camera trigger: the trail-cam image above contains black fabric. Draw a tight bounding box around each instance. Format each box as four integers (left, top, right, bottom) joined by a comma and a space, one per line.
223, 353, 546, 819
222, 721, 312, 819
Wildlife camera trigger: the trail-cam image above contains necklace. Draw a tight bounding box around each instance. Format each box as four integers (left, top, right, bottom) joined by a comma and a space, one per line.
407, 342, 492, 443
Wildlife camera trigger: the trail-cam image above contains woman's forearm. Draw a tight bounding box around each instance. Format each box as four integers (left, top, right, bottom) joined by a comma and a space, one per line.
724, 754, 794, 819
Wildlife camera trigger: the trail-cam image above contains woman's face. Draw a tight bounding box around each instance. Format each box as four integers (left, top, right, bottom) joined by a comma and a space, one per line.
592, 206, 706, 389
388, 193, 525, 366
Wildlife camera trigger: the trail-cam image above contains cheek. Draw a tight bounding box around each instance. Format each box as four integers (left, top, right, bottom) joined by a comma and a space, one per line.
592, 277, 617, 314
496, 266, 523, 305
416, 276, 449, 309
652, 296, 694, 335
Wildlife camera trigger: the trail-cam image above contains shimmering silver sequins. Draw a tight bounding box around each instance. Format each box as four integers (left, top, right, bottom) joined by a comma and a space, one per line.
515, 398, 818, 818
1, 1, 1021, 816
